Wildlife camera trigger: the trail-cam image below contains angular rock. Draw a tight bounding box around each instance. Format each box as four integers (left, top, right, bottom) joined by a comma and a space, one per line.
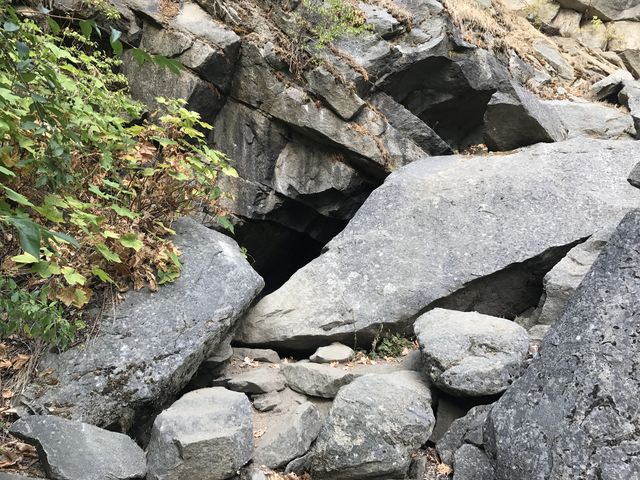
233, 347, 280, 364
551, 8, 582, 37
619, 82, 640, 138
253, 402, 323, 468
534, 228, 612, 326
147, 388, 253, 480
310, 371, 435, 479
429, 396, 469, 444
140, 21, 193, 58
359, 2, 404, 38
236, 139, 640, 350
589, 70, 635, 101
226, 367, 285, 394
10, 415, 145, 480
415, 309, 530, 396
23, 218, 263, 430
452, 445, 494, 480
305, 66, 365, 120
252, 388, 308, 413
544, 99, 635, 139
436, 404, 493, 465
533, 40, 575, 81
556, 0, 640, 21
629, 161, 640, 188
281, 361, 358, 398
309, 342, 355, 363
485, 209, 640, 479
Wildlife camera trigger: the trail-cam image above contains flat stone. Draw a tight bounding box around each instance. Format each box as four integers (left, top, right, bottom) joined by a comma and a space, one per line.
232, 347, 280, 364
415, 309, 530, 396
236, 139, 640, 350
252, 388, 308, 413
452, 444, 494, 480
281, 361, 358, 398
253, 402, 323, 469
310, 371, 435, 479
226, 366, 285, 394
22, 218, 263, 431
533, 40, 575, 81
309, 342, 355, 363
147, 388, 253, 480
437, 404, 493, 465
10, 415, 145, 480
544, 99, 635, 140
485, 209, 640, 479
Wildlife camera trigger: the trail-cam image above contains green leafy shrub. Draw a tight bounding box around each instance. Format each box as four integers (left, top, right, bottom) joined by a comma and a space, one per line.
0, 5, 234, 347
370, 332, 415, 358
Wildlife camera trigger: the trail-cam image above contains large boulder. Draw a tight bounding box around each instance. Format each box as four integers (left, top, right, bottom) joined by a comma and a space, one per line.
485, 209, 640, 479
415, 309, 530, 396
556, 0, 640, 21
22, 218, 263, 430
147, 388, 253, 480
10, 415, 146, 480
544, 99, 635, 139
236, 139, 640, 350
309, 371, 435, 479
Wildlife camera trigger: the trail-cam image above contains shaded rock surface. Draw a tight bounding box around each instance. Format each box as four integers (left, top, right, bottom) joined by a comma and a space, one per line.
415, 309, 530, 396
452, 444, 494, 480
630, 161, 640, 188
309, 342, 355, 363
309, 371, 435, 479
10, 415, 145, 480
485, 209, 640, 479
147, 388, 253, 480
436, 404, 493, 465
226, 367, 285, 394
22, 218, 263, 431
236, 139, 640, 350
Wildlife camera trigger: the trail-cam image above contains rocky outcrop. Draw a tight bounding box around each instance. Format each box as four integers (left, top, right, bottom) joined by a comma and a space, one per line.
236, 139, 640, 350
21, 218, 263, 431
544, 99, 636, 139
415, 309, 530, 396
147, 388, 253, 480
436, 404, 493, 465
309, 371, 435, 479
485, 209, 640, 479
10, 415, 146, 480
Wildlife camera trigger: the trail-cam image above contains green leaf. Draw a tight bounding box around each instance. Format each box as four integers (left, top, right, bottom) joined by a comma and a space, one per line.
7, 217, 41, 257
3, 21, 19, 32
46, 17, 61, 34
119, 233, 143, 251
152, 55, 183, 75
34, 205, 64, 223
79, 19, 93, 39
110, 204, 138, 219
0, 166, 15, 177
47, 230, 80, 248
11, 252, 39, 264
216, 215, 235, 234
132, 48, 152, 66
96, 243, 121, 263
110, 39, 123, 56
3, 186, 34, 206
61, 266, 86, 286
91, 266, 114, 284
102, 230, 120, 239
31, 261, 60, 278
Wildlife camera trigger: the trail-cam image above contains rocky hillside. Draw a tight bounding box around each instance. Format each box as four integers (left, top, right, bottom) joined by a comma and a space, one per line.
5, 0, 640, 478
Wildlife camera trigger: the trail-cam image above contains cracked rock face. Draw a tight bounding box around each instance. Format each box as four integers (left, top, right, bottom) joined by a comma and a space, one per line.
22, 218, 263, 431
235, 139, 640, 350
485, 209, 640, 480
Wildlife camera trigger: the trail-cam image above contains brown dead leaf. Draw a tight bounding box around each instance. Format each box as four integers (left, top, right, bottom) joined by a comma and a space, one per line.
0, 360, 12, 369
1, 390, 14, 399
11, 354, 30, 370
253, 429, 266, 438
0, 451, 21, 469
436, 462, 453, 476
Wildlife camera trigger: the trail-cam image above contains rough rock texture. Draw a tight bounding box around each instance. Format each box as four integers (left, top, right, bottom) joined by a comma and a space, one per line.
253, 402, 323, 468
147, 388, 253, 480
485, 209, 640, 479
10, 416, 145, 480
23, 218, 263, 430
533, 227, 612, 326
545, 99, 635, 139
0, 475, 42, 480
452, 444, 495, 480
236, 139, 640, 350
281, 361, 358, 398
630, 161, 640, 188
415, 309, 530, 396
556, 0, 640, 21
232, 348, 280, 364
437, 404, 493, 465
309, 342, 355, 363
226, 367, 285, 394
310, 371, 435, 479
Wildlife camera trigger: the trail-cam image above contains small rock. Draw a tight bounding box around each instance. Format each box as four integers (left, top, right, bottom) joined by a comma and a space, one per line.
305, 66, 365, 121
415, 309, 530, 396
528, 324, 551, 343
589, 70, 634, 101
436, 404, 493, 465
10, 415, 146, 480
358, 2, 403, 38
254, 402, 323, 468
309, 342, 355, 363
400, 349, 423, 371
533, 40, 575, 81
146, 388, 253, 480
452, 444, 494, 480
252, 388, 308, 413
629, 161, 640, 189
226, 366, 285, 394
281, 361, 358, 398
239, 465, 267, 480
233, 347, 280, 364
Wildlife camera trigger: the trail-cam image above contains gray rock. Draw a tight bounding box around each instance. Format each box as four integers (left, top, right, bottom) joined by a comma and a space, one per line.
0, 474, 42, 480
23, 218, 263, 430
252, 388, 308, 413
544, 99, 635, 139
147, 388, 253, 480
550, 8, 582, 37
532, 40, 575, 81
310, 371, 435, 479
236, 139, 640, 350
253, 402, 323, 468
140, 21, 193, 58
527, 324, 551, 343
305, 67, 365, 120
452, 445, 494, 480
239, 465, 267, 480
233, 347, 280, 364
429, 396, 469, 444
589, 70, 635, 101
309, 342, 355, 363
416, 309, 530, 396
534, 228, 612, 326
226, 367, 285, 394
208, 339, 234, 364
281, 361, 358, 398
557, 0, 640, 21
629, 161, 640, 188
358, 2, 404, 38
619, 82, 640, 138
10, 415, 145, 480
436, 404, 493, 465
485, 209, 640, 479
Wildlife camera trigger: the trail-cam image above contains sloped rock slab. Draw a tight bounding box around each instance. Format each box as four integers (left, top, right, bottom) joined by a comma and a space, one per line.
23, 218, 263, 430
485, 209, 640, 479
147, 388, 253, 480
10, 415, 145, 480
236, 139, 640, 350
309, 371, 435, 479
